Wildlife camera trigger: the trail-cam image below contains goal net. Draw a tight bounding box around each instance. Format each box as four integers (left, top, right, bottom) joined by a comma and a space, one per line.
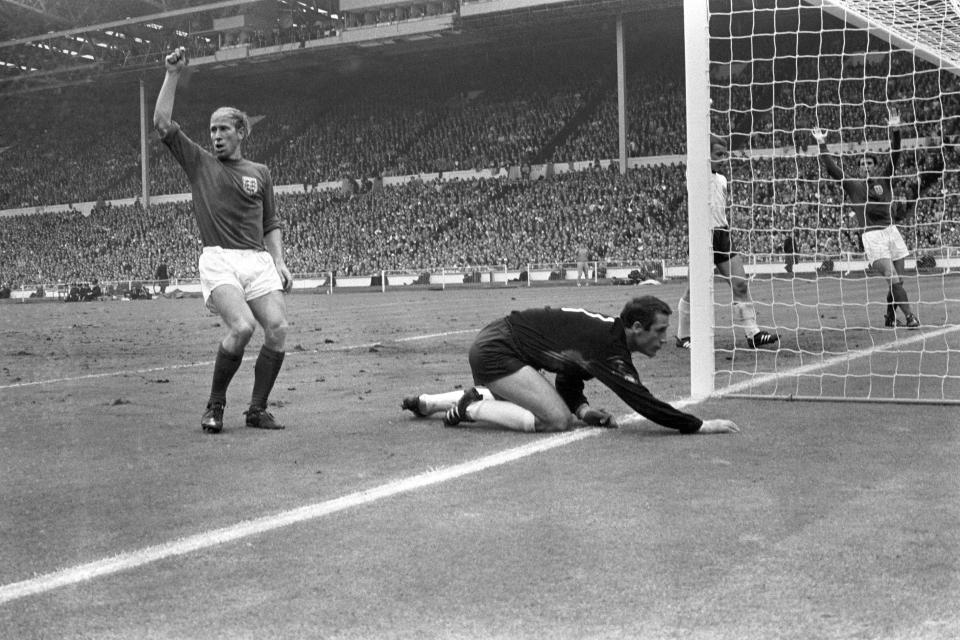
685, 0, 960, 403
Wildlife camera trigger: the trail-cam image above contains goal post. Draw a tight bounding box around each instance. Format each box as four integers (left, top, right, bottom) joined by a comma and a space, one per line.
684, 0, 717, 400
687, 0, 960, 404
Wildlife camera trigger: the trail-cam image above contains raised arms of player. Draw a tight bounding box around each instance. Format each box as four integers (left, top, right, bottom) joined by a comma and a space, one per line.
153, 47, 187, 136
884, 107, 902, 178
811, 127, 845, 181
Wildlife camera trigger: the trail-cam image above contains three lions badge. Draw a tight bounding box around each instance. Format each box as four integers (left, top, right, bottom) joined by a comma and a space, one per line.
242, 176, 259, 196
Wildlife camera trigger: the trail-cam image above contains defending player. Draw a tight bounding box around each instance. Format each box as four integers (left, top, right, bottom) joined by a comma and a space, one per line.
675, 135, 779, 349
812, 108, 919, 328
401, 296, 740, 435
154, 47, 292, 432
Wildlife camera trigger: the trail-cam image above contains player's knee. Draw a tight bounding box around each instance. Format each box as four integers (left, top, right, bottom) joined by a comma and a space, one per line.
730, 279, 750, 299
536, 410, 575, 433
263, 316, 288, 344
229, 320, 257, 346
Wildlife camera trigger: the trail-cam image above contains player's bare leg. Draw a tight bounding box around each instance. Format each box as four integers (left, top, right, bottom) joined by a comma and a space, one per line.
876, 257, 918, 328
718, 255, 778, 348
478, 366, 572, 432
244, 291, 288, 428
201, 284, 257, 432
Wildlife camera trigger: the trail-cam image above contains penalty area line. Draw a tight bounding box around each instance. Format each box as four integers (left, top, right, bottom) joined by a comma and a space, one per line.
0, 329, 477, 391
616, 324, 960, 427
718, 323, 960, 397
0, 427, 600, 606
6, 327, 955, 603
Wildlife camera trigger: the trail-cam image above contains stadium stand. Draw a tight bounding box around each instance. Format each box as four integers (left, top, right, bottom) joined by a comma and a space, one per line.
1, 26, 958, 292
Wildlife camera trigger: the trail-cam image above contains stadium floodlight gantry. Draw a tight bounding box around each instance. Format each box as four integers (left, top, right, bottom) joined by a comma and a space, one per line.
684, 0, 960, 404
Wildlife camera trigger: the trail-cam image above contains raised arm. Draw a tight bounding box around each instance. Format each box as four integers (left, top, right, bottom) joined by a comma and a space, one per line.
884, 107, 902, 178
153, 47, 187, 136
812, 127, 844, 181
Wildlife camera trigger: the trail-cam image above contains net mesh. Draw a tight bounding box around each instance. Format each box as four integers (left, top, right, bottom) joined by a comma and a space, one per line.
707, 0, 960, 402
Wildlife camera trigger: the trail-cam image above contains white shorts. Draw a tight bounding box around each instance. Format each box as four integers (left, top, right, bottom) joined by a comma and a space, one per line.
199, 247, 283, 313
861, 225, 909, 264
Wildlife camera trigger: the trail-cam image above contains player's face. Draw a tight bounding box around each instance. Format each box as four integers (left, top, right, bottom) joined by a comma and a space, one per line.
710, 143, 729, 173
209, 115, 243, 160
628, 312, 670, 357
858, 156, 876, 178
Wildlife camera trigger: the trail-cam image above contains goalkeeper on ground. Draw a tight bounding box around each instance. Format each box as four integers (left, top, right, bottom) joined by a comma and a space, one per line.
812, 108, 920, 328
402, 296, 740, 435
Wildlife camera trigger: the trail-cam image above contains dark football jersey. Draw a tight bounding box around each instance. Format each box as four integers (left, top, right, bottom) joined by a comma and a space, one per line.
162, 122, 280, 250
505, 306, 702, 432
820, 129, 901, 231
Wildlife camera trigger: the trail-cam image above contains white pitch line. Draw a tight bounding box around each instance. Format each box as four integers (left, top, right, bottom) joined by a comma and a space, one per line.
0, 329, 477, 391
2, 325, 957, 604
0, 427, 600, 606
717, 323, 960, 396
616, 323, 960, 428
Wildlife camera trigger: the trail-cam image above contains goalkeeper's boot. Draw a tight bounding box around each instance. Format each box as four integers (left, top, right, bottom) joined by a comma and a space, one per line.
884, 312, 904, 328
904, 314, 920, 329
244, 405, 284, 430
201, 401, 225, 434
443, 387, 482, 427
675, 336, 691, 349
746, 330, 779, 349
401, 395, 427, 417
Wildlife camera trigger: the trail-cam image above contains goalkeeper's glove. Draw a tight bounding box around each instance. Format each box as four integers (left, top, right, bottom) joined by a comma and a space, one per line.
698, 419, 741, 434
576, 404, 617, 428
811, 127, 827, 145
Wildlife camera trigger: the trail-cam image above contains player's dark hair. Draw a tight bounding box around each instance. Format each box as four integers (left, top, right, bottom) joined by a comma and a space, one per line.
620, 296, 671, 330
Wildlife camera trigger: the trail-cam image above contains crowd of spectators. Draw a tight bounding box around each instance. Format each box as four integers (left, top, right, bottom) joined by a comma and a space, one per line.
2, 29, 960, 292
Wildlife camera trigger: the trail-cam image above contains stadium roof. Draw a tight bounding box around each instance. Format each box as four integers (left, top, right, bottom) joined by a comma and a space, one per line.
0, 0, 680, 95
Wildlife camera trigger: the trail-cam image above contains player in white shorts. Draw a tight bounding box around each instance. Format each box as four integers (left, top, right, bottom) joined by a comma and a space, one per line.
676, 135, 779, 350
813, 108, 920, 329
155, 47, 293, 433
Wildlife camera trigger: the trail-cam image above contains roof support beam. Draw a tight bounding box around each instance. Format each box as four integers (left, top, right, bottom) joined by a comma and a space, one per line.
0, 0, 265, 49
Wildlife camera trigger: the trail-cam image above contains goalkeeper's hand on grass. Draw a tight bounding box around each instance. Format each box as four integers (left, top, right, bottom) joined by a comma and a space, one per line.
811, 127, 827, 145
576, 405, 617, 428
698, 419, 740, 434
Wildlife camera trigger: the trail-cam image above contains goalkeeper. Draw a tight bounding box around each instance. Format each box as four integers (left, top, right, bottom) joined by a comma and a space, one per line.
401, 296, 740, 435
812, 108, 919, 328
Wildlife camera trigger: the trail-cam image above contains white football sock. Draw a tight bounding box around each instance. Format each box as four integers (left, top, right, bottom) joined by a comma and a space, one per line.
677, 297, 691, 339
419, 388, 493, 415
467, 400, 536, 432
732, 301, 759, 337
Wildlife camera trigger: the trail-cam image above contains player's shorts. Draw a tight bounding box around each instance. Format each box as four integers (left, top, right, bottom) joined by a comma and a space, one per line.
861, 225, 909, 264
712, 227, 737, 266
198, 246, 283, 313
468, 317, 527, 385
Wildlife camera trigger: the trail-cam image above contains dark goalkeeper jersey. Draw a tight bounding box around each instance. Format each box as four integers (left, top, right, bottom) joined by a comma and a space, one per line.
162, 122, 280, 250
505, 306, 703, 432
